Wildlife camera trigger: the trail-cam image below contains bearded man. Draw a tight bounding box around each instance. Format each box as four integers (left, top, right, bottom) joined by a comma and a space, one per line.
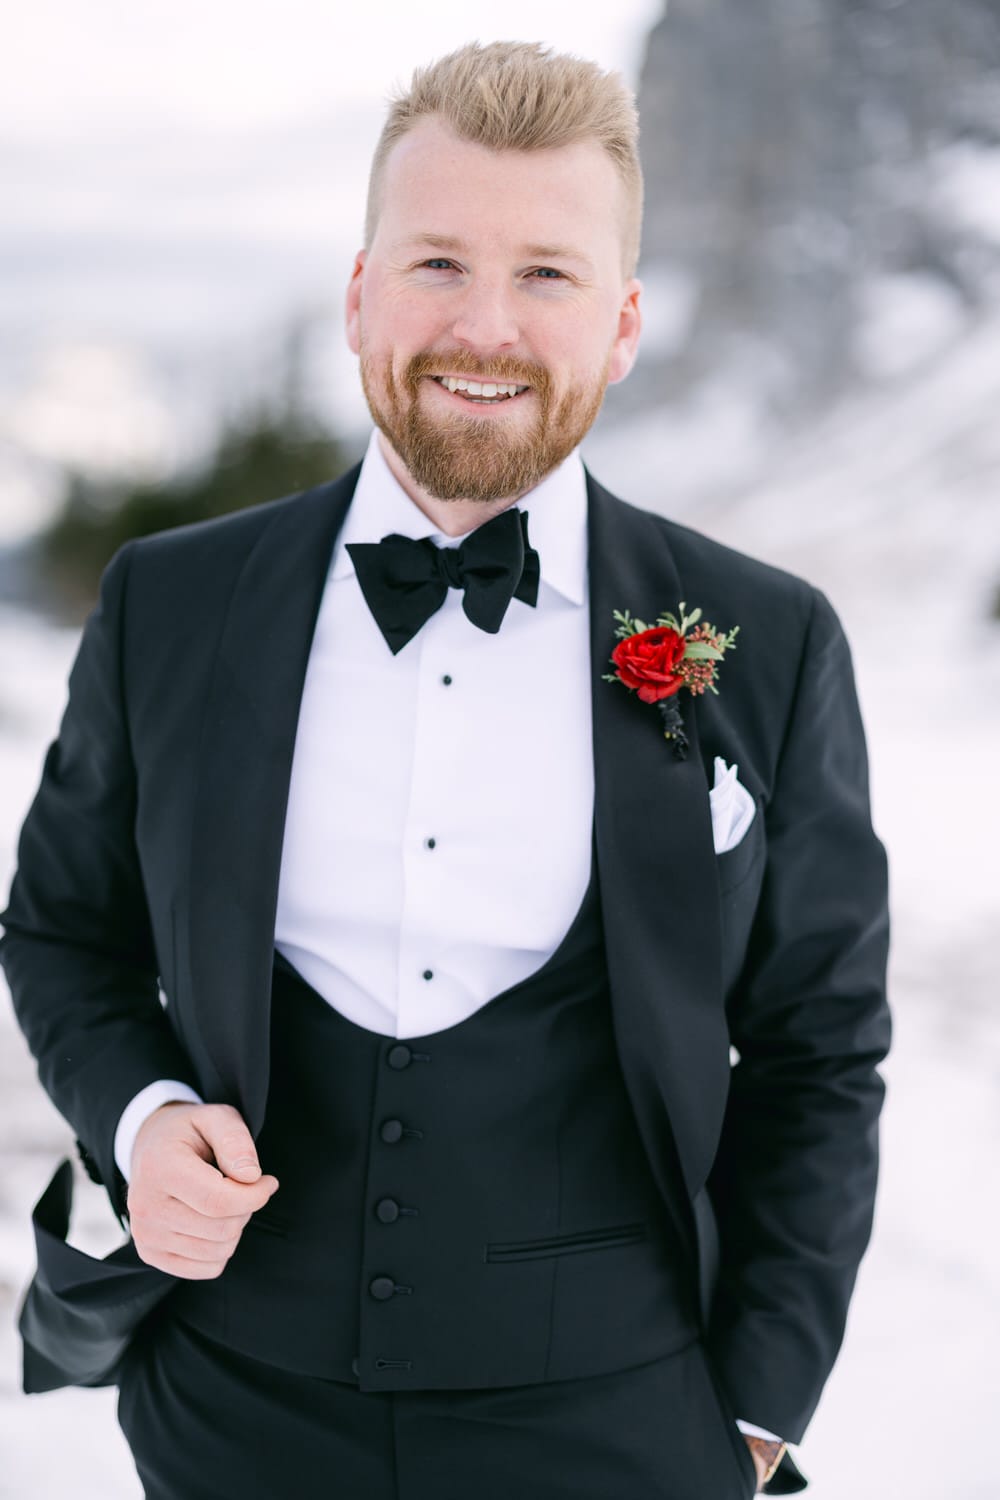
1, 40, 890, 1500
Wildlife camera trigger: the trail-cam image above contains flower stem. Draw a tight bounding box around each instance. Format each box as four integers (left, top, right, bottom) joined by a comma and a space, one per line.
656, 697, 689, 760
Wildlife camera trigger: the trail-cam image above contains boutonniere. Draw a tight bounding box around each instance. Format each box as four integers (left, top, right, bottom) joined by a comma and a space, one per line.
602, 603, 740, 759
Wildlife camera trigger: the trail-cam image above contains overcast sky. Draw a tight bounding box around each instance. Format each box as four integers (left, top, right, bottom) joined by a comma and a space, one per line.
5, 2, 663, 139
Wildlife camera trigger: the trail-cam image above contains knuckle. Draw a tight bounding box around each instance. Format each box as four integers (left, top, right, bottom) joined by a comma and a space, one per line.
199, 1103, 240, 1131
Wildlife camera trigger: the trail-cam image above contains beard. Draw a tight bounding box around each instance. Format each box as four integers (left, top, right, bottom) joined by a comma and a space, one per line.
359, 344, 610, 503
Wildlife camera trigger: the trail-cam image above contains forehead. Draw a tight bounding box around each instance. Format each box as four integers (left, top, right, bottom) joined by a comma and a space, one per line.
374, 117, 625, 260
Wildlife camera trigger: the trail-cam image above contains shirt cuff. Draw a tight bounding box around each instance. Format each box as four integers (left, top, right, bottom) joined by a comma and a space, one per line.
735, 1419, 785, 1443
114, 1080, 204, 1182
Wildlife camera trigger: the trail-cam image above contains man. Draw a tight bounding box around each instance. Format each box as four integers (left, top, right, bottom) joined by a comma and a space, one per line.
2, 40, 890, 1500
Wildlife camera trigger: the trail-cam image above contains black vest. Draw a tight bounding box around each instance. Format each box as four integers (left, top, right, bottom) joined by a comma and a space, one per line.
173, 858, 699, 1391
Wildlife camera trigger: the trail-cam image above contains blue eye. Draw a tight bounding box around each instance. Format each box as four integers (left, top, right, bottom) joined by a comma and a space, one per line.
532, 268, 564, 279
424, 259, 454, 270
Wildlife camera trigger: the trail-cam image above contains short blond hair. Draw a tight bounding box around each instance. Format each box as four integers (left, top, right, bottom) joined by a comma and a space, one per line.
365, 40, 643, 276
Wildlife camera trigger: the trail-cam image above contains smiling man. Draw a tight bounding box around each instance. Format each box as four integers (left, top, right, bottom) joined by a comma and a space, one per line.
2, 41, 889, 1500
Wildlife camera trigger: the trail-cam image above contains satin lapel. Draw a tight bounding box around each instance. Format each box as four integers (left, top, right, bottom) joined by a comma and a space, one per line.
587, 474, 730, 1202
187, 468, 359, 1133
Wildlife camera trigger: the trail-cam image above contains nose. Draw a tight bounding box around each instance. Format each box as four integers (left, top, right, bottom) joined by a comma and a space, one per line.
449, 277, 519, 353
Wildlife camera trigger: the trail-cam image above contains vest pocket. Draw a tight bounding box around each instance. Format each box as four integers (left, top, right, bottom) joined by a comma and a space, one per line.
484, 1222, 646, 1263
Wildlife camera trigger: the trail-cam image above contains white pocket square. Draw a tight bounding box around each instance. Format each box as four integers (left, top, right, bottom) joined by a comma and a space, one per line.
710, 757, 756, 854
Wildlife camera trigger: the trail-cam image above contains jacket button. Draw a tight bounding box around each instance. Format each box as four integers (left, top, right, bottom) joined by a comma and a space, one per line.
380, 1119, 404, 1143
387, 1044, 412, 1070
369, 1275, 396, 1301
375, 1198, 400, 1224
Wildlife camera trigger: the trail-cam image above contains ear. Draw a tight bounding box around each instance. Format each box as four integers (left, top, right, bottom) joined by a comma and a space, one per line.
606, 278, 642, 386
345, 250, 367, 355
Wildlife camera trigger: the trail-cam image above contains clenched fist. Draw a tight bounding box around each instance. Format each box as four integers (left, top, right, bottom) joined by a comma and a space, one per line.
127, 1101, 279, 1279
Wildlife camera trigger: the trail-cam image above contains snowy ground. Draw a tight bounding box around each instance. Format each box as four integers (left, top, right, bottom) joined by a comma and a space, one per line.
1, 327, 999, 1495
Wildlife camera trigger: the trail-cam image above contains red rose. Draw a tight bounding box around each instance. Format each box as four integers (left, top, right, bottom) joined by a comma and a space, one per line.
611, 626, 686, 703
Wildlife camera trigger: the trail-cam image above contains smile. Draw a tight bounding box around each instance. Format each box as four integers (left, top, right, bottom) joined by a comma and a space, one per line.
429, 375, 530, 404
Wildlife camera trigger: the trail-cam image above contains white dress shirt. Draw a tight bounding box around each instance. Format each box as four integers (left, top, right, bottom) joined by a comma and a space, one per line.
272, 430, 594, 1035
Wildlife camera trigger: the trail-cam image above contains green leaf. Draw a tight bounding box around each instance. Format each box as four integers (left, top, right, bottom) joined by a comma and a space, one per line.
683, 641, 724, 661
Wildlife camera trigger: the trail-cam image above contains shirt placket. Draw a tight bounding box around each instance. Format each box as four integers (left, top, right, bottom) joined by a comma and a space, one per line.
396, 602, 463, 1037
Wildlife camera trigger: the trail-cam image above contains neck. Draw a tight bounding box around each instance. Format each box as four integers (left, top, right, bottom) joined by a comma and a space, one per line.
376, 433, 523, 537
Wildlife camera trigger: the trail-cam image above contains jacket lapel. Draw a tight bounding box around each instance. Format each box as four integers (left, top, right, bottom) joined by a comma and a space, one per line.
587, 474, 731, 1205
187, 468, 360, 1132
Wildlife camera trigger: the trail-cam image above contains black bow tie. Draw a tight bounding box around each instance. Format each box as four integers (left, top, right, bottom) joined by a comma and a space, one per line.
346, 507, 540, 655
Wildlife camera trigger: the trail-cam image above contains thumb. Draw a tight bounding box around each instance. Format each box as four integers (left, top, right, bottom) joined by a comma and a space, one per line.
194, 1104, 263, 1183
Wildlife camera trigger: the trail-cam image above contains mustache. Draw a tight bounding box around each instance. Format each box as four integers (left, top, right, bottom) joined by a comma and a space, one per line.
405, 350, 551, 395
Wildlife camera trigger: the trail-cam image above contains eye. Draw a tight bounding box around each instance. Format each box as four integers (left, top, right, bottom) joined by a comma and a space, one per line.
423, 258, 456, 270
529, 267, 566, 280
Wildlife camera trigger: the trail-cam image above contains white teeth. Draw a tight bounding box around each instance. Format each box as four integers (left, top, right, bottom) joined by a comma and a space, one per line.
437, 376, 527, 398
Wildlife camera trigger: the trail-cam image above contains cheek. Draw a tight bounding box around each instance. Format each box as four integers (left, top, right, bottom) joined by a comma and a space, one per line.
377, 283, 446, 339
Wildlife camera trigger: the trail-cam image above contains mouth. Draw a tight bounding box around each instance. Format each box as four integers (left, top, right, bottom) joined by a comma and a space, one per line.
428, 374, 531, 406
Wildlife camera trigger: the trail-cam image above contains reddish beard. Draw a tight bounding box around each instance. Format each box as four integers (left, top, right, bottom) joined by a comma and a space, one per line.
359, 346, 610, 503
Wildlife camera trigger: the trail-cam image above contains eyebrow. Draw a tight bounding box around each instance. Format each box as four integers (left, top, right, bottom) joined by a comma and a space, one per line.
395, 233, 596, 271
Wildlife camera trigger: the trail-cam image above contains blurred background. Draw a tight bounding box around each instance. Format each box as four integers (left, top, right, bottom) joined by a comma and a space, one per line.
2, 2, 998, 1495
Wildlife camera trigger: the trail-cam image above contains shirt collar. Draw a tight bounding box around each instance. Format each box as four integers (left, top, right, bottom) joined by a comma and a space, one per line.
331, 430, 587, 607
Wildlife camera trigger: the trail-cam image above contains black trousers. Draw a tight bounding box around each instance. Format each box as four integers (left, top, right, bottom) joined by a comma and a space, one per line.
116, 1314, 759, 1500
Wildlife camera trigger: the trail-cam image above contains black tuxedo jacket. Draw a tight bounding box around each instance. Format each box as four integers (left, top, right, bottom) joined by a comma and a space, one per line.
1, 466, 889, 1456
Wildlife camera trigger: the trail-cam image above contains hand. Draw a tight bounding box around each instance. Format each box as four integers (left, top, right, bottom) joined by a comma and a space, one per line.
742, 1435, 784, 1492
127, 1101, 279, 1279
745, 1436, 766, 1491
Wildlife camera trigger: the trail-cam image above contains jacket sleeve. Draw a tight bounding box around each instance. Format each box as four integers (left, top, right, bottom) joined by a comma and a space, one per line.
0, 544, 201, 1219
706, 587, 891, 1444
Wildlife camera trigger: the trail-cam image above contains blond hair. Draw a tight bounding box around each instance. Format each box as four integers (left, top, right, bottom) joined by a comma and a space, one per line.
365, 41, 643, 275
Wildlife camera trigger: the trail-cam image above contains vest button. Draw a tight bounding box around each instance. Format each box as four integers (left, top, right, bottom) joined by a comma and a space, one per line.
375, 1198, 400, 1223
369, 1275, 396, 1301
387, 1044, 412, 1070
380, 1118, 404, 1143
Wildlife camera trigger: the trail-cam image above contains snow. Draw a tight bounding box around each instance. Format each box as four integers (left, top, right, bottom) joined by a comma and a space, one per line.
933, 139, 1000, 246
2, 298, 999, 1498
855, 273, 968, 380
